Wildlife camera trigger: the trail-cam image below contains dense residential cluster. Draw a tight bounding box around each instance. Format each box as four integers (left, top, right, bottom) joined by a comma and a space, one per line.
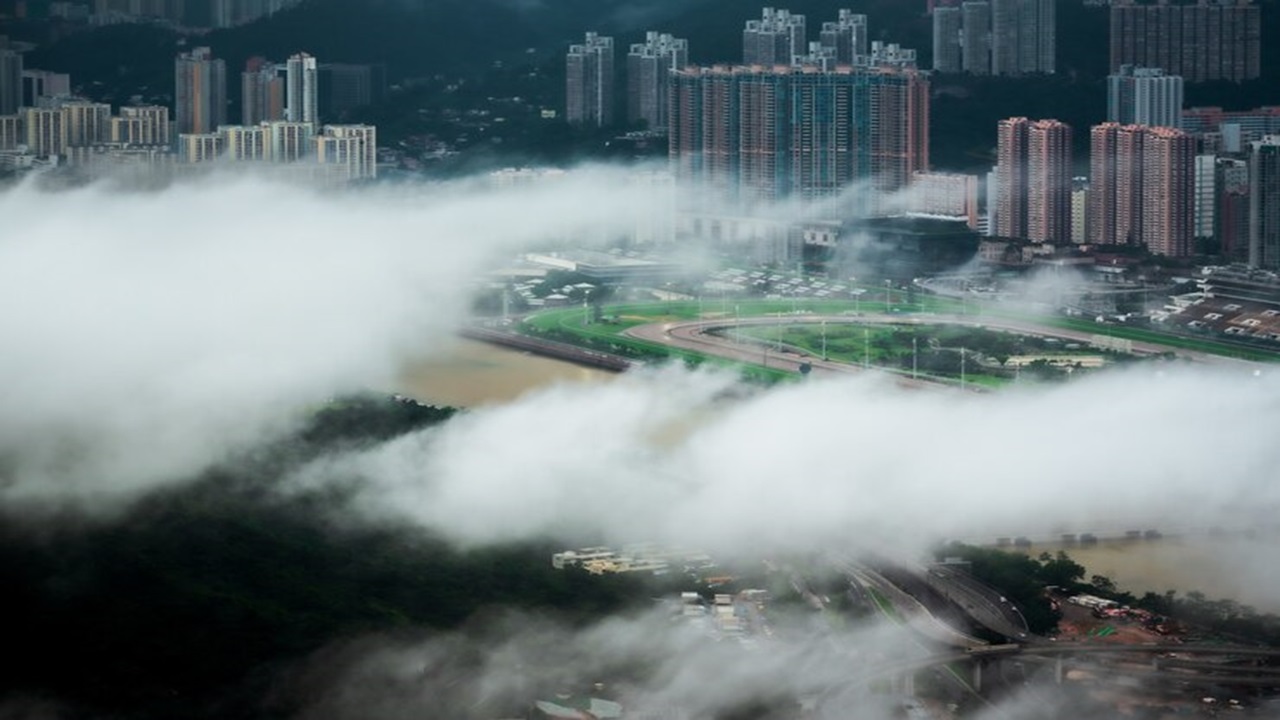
559, 0, 1280, 272
0, 38, 379, 182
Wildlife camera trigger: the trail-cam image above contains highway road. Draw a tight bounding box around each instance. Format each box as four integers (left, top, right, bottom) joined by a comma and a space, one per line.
834, 559, 988, 648
924, 564, 1032, 643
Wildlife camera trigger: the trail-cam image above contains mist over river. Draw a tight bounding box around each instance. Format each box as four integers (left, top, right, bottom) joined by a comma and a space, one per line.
396, 340, 1280, 615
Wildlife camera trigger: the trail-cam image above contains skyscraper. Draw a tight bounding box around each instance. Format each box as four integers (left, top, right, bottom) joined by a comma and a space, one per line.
627, 32, 687, 131
932, 6, 962, 73
1026, 119, 1072, 243
819, 9, 867, 65
285, 52, 318, 129
1090, 122, 1194, 256
668, 56, 929, 213
1107, 66, 1183, 129
995, 117, 1029, 238
175, 46, 226, 136
1217, 158, 1250, 262
1110, 0, 1260, 83
1141, 127, 1195, 257
241, 57, 284, 126
960, 1, 991, 74
742, 7, 806, 66
0, 47, 21, 115
1089, 122, 1122, 246
990, 0, 1053, 76
996, 117, 1072, 241
566, 32, 614, 127
1194, 154, 1216, 242
1249, 136, 1280, 269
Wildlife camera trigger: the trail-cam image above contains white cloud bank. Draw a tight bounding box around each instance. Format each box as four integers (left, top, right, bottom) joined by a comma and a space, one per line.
0, 168, 653, 499
314, 363, 1280, 561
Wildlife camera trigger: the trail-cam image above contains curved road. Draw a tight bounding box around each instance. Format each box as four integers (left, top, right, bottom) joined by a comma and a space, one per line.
623, 312, 1265, 385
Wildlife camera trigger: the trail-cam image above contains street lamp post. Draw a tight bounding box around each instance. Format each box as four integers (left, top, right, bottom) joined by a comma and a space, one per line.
821, 320, 828, 361
912, 336, 918, 379
885, 279, 892, 313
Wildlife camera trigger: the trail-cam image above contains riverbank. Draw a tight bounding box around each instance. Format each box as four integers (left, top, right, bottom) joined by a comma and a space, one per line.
395, 338, 614, 408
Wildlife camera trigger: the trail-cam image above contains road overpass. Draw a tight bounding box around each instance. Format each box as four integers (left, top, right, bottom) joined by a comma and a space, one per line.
867, 642, 1280, 693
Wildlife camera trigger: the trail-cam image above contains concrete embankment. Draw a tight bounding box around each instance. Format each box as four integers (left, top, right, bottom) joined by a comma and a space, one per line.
460, 326, 634, 373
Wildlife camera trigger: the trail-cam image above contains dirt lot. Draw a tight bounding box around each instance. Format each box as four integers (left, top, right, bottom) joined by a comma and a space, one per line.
1056, 601, 1172, 644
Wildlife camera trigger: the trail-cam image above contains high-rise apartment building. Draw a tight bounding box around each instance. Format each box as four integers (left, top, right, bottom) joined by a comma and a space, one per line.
21, 69, 69, 107
960, 1, 991, 74
1217, 158, 1250, 262
819, 9, 867, 65
996, 117, 1071, 241
669, 58, 929, 213
1107, 66, 1183, 129
262, 119, 313, 162
1090, 122, 1194, 257
566, 32, 614, 127
990, 0, 1054, 76
910, 170, 980, 228
241, 57, 284, 126
743, 7, 806, 66
219, 124, 266, 161
0, 112, 21, 151
107, 106, 167, 146
23, 106, 65, 156
314, 124, 377, 181
1026, 119, 1072, 243
1141, 127, 1195, 257
1071, 178, 1089, 244
119, 105, 170, 145
1249, 136, 1280, 269
1194, 154, 1216, 241
178, 132, 223, 163
175, 46, 226, 136
285, 52, 318, 129
932, 6, 963, 73
0, 47, 21, 115
58, 99, 111, 147
1110, 0, 1260, 83
995, 117, 1029, 238
627, 32, 687, 131
1182, 106, 1280, 145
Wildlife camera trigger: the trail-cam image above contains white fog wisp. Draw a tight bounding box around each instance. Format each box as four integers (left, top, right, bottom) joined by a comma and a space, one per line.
0, 167, 662, 500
